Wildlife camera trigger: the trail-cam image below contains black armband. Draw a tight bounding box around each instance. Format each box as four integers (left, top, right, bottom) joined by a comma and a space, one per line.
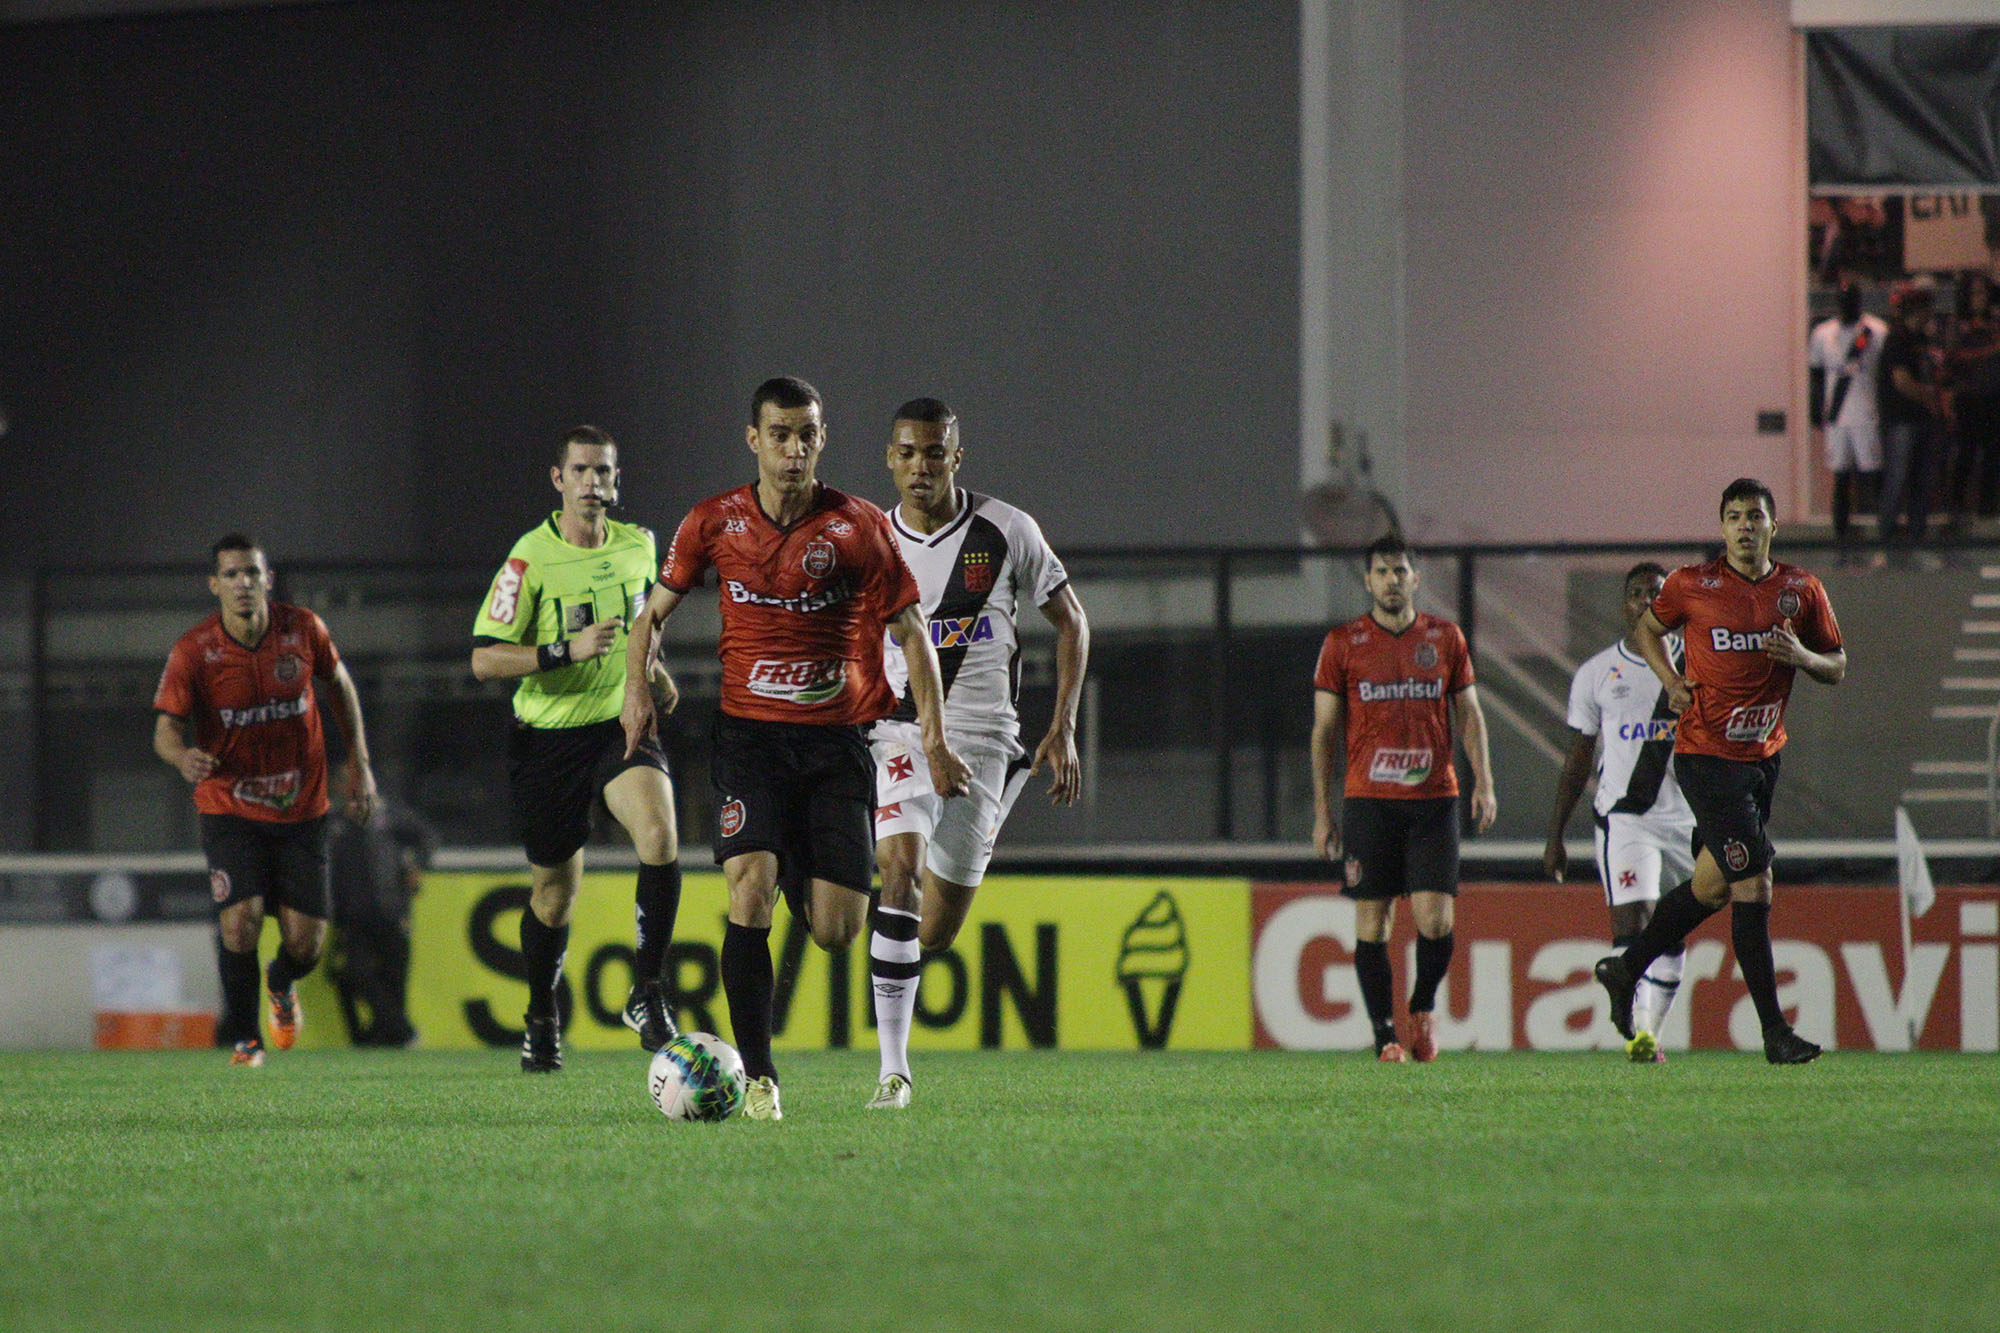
537, 641, 570, 672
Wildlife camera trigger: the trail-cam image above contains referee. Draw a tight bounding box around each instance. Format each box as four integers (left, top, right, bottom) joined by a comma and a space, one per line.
473, 426, 683, 1072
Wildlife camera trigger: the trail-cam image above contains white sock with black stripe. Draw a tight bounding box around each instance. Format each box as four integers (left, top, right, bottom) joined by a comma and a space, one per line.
871, 905, 922, 1082
1634, 945, 1686, 1035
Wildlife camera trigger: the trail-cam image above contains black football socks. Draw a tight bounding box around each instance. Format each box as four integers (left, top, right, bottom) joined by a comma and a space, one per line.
520, 905, 569, 1022
265, 943, 316, 995
1732, 900, 1787, 1033
216, 939, 261, 1045
1619, 881, 1718, 979
1409, 932, 1455, 1014
633, 861, 683, 988
1353, 938, 1397, 1051
722, 921, 777, 1081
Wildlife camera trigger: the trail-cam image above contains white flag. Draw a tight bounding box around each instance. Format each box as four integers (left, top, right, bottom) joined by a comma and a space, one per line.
1895, 806, 1937, 920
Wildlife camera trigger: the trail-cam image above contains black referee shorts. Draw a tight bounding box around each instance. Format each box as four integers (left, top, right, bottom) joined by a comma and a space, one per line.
200, 813, 331, 917
508, 717, 671, 868
710, 712, 875, 894
1675, 751, 1780, 880
1340, 796, 1461, 901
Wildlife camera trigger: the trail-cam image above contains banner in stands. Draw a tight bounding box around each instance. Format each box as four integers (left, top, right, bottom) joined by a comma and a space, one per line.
308, 873, 1252, 1052
1251, 883, 1999, 1053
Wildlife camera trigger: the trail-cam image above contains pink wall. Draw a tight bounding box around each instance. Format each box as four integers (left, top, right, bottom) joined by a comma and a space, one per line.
1400, 1, 1802, 543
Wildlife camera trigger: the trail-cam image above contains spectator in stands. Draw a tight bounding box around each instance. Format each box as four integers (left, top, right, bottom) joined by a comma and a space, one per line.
1944, 272, 2000, 525
1808, 278, 1888, 561
328, 782, 435, 1047
1877, 276, 1945, 567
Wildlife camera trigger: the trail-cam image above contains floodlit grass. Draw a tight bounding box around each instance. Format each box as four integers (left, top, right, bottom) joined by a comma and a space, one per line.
2, 1049, 1996, 1331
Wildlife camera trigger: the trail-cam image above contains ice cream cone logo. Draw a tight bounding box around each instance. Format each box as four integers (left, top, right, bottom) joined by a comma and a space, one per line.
1117, 891, 1190, 1049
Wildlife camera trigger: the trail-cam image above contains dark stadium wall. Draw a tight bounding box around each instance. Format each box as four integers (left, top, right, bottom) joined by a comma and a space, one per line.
1399, 0, 1802, 542
0, 0, 1299, 571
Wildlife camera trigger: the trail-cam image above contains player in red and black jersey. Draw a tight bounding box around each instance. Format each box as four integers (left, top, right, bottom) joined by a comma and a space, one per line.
1596, 478, 1846, 1064
1311, 534, 1497, 1062
153, 534, 378, 1066
622, 376, 969, 1120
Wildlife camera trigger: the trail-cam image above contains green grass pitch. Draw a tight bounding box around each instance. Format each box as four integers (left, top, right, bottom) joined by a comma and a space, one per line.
3, 1049, 1997, 1331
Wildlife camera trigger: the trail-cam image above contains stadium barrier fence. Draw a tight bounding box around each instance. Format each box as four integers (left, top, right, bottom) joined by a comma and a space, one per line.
3, 847, 1993, 1055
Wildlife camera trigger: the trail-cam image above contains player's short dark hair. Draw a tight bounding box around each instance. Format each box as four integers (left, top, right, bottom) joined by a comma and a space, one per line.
894, 397, 956, 427
1718, 477, 1776, 519
1363, 533, 1413, 570
210, 533, 262, 569
558, 425, 615, 463
1623, 561, 1669, 589
750, 376, 822, 427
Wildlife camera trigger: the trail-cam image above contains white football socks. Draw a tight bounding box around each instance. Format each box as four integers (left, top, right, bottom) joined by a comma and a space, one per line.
871, 905, 922, 1081
1633, 947, 1686, 1036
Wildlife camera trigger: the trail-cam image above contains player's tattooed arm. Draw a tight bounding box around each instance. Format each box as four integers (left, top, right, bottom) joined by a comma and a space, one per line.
890, 602, 971, 799
1764, 619, 1846, 684
1634, 609, 1693, 714
1453, 685, 1498, 833
621, 584, 685, 758
1032, 585, 1090, 806
1543, 728, 1597, 882
152, 713, 216, 785
327, 661, 379, 822
1309, 689, 1344, 861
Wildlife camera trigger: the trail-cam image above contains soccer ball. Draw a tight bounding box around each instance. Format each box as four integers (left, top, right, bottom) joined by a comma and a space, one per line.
647, 1032, 748, 1122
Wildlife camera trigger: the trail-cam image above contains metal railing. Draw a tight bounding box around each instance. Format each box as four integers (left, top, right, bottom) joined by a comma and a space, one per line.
9, 537, 2000, 857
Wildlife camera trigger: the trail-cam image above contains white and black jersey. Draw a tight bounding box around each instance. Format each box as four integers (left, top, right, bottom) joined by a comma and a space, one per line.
1567, 639, 1693, 824
879, 489, 1069, 757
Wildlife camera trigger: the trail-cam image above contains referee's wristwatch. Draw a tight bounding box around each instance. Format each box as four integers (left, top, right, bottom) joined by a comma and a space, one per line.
537, 640, 571, 672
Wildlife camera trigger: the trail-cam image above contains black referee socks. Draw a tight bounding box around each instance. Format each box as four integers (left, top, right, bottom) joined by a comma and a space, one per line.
520, 906, 569, 1021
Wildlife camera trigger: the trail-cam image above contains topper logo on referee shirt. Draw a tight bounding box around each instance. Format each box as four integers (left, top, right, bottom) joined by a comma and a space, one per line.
802, 539, 837, 579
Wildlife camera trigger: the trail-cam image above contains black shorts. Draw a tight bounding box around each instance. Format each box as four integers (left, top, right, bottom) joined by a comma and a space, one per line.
508, 717, 672, 868
710, 712, 874, 894
1340, 796, 1461, 901
1675, 751, 1780, 879
200, 813, 331, 917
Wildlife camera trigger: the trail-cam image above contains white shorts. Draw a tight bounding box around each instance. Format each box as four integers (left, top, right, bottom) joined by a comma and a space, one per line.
1823, 420, 1882, 473
870, 724, 1032, 887
1594, 811, 1697, 908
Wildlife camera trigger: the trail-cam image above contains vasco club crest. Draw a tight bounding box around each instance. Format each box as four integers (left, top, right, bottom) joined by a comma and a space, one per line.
962, 550, 994, 594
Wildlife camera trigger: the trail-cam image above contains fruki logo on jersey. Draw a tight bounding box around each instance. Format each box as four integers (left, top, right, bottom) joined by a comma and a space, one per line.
1368, 747, 1433, 786
233, 771, 302, 811
962, 551, 995, 594
930, 614, 995, 648
747, 658, 847, 705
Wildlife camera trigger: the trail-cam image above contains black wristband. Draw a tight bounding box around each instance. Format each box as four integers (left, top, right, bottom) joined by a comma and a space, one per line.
537, 641, 570, 672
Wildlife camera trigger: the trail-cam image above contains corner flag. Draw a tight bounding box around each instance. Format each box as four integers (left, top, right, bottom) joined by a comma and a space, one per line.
1894, 806, 1936, 1050
1895, 806, 1936, 920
